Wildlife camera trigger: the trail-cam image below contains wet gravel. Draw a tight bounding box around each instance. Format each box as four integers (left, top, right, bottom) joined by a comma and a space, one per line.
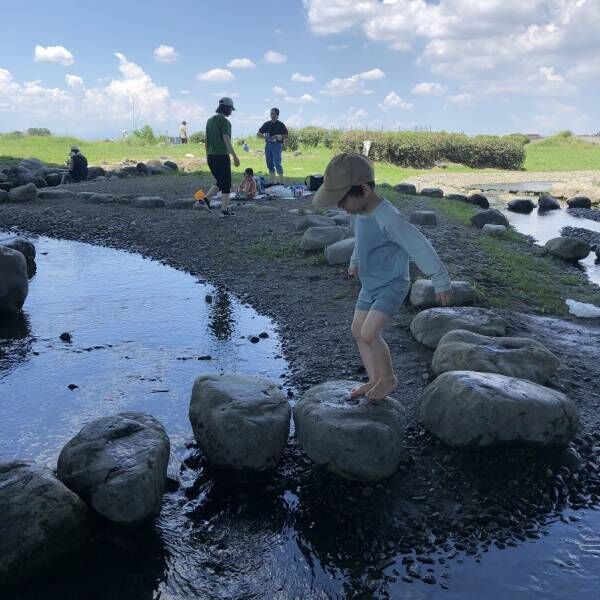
2, 174, 600, 583
569, 207, 600, 222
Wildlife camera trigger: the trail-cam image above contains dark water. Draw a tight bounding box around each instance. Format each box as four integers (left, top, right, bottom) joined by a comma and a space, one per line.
2, 235, 600, 599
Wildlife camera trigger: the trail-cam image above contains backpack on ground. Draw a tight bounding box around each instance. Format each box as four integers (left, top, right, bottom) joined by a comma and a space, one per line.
304, 174, 324, 192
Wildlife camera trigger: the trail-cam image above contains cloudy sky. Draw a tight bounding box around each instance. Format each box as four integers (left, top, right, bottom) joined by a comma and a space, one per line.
0, 0, 597, 138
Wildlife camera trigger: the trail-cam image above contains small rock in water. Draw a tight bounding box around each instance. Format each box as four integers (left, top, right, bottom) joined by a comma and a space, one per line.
198, 355, 212, 360
59, 332, 72, 342
249, 336, 260, 343
259, 332, 269, 339
67, 384, 79, 391
205, 294, 213, 303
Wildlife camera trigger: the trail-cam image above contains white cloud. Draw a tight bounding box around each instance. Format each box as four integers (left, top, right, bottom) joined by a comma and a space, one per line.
359, 68, 385, 80
180, 89, 191, 95
153, 45, 179, 63
342, 107, 368, 122
263, 50, 287, 64
272, 86, 287, 96
34, 45, 74, 66
446, 93, 475, 107
322, 68, 385, 96
210, 91, 240, 98
412, 82, 446, 95
379, 92, 413, 110
538, 66, 564, 84
533, 101, 588, 133
284, 94, 317, 104
65, 74, 84, 89
197, 68, 235, 82
227, 58, 256, 69
327, 44, 349, 51
291, 73, 316, 83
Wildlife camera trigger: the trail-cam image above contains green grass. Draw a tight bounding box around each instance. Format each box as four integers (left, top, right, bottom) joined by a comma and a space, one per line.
524, 134, 600, 171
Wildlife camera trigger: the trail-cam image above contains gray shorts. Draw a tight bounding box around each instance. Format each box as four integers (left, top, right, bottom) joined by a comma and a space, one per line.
356, 285, 409, 317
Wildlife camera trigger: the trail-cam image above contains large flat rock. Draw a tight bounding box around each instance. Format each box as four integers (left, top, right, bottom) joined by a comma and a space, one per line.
300, 226, 352, 252
0, 245, 28, 314
409, 279, 476, 307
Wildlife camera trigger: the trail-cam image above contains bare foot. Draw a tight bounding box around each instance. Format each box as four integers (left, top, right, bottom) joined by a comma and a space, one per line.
350, 381, 376, 398
366, 376, 398, 401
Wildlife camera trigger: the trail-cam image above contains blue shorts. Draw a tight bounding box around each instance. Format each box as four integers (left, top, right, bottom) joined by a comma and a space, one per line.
356, 285, 409, 317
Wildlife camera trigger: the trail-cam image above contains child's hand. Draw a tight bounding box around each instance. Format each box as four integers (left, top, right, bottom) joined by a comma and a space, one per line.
348, 265, 358, 278
436, 290, 452, 306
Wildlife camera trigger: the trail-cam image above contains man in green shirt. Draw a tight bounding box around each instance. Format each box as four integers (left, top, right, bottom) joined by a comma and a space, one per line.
204, 97, 240, 217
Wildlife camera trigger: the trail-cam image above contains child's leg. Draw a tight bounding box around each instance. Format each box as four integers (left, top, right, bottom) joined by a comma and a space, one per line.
350, 309, 379, 398
360, 309, 397, 401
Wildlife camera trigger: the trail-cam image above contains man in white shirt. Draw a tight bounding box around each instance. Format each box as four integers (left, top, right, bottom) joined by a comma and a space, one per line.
180, 121, 188, 144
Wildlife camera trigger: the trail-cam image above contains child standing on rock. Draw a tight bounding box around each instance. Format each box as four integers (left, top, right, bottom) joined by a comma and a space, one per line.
313, 153, 452, 401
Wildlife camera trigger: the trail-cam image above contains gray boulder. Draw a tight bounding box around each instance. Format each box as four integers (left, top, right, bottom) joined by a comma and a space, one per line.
332, 213, 351, 226
18, 157, 46, 172
508, 198, 535, 213
0, 246, 28, 313
76, 192, 96, 200
545, 237, 590, 261
325, 237, 355, 265
538, 194, 561, 211
0, 461, 90, 586
44, 173, 62, 186
410, 307, 507, 349
136, 162, 149, 175
34, 176, 47, 188
432, 329, 560, 384
409, 279, 475, 307
482, 224, 507, 236
293, 380, 406, 482
420, 371, 579, 449
132, 196, 166, 208
87, 166, 106, 180
394, 183, 417, 194
471, 209, 509, 229
0, 237, 36, 279
189, 373, 290, 471
468, 194, 490, 208
0, 190, 7, 203
567, 196, 591, 209
163, 160, 178, 171
420, 187, 443, 198
295, 215, 336, 231
83, 193, 117, 204
447, 193, 468, 202
8, 183, 37, 202
38, 188, 75, 200
300, 226, 352, 252
57, 412, 170, 525
409, 211, 437, 226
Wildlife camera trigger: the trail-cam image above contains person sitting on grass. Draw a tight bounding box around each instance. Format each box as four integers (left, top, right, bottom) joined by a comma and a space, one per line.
237, 167, 257, 199
313, 153, 452, 401
61, 146, 88, 184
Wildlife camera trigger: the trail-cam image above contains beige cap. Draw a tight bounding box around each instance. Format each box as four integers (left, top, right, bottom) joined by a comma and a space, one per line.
313, 152, 374, 207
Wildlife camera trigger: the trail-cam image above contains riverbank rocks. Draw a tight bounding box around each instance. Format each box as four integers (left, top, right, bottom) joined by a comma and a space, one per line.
420, 187, 443, 198
538, 194, 561, 211
482, 224, 507, 236
293, 381, 406, 481
508, 198, 535, 213
411, 307, 507, 349
38, 188, 75, 200
325, 237, 355, 265
132, 196, 166, 209
0, 246, 28, 313
410, 211, 437, 226
567, 196, 592, 209
332, 213, 351, 226
0, 461, 90, 586
189, 373, 290, 471
410, 280, 476, 308
394, 183, 417, 194
87, 166, 106, 180
447, 193, 468, 202
295, 215, 336, 231
8, 183, 37, 202
57, 412, 170, 525
300, 226, 351, 252
432, 330, 560, 384
0, 190, 7, 203
18, 157, 46, 172
420, 371, 579, 449
84, 193, 117, 204
0, 237, 36, 279
470, 209, 509, 229
468, 194, 490, 209
545, 237, 590, 261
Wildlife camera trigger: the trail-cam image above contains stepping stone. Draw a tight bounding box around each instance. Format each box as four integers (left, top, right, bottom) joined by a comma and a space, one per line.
508, 198, 535, 213
300, 226, 351, 252
0, 461, 90, 586
189, 373, 290, 471
447, 193, 468, 202
57, 412, 170, 525
325, 237, 355, 265
82, 193, 117, 204
567, 196, 591, 209
410, 307, 507, 349
132, 196, 165, 208
295, 215, 336, 232
482, 224, 507, 236
470, 209, 509, 229
545, 237, 590, 261
293, 381, 406, 481
420, 187, 443, 198
38, 189, 75, 200
0, 245, 28, 314
420, 371, 579, 449
331, 213, 351, 226
409, 280, 475, 307
394, 183, 417, 194
432, 329, 560, 384
410, 211, 437, 226
7, 183, 37, 202
467, 194, 490, 208
0, 237, 36, 278
538, 194, 561, 211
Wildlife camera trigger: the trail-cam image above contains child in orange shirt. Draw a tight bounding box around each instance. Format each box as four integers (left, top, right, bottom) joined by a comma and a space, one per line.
237, 167, 257, 199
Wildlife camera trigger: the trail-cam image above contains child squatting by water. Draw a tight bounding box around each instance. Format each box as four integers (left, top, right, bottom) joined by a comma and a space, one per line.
313, 153, 452, 401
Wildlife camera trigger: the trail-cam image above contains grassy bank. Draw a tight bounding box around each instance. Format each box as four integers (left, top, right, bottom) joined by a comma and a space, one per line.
524, 134, 600, 171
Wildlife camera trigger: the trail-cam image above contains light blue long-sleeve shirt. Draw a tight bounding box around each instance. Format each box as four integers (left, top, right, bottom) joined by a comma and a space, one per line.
350, 198, 451, 295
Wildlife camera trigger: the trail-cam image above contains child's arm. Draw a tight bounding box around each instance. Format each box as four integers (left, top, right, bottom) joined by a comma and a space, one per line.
348, 215, 359, 275
249, 178, 257, 198
376, 208, 451, 293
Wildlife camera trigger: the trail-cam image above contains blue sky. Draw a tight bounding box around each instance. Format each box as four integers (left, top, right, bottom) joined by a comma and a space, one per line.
1, 0, 598, 138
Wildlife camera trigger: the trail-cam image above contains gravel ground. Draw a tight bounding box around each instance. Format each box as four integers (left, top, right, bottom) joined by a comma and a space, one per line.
2, 174, 600, 576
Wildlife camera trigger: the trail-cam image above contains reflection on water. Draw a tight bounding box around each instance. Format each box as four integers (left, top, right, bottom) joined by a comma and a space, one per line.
209, 289, 235, 341
0, 312, 32, 377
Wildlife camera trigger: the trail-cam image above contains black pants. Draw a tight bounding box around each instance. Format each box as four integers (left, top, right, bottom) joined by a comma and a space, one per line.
207, 154, 231, 194
181, 138, 188, 144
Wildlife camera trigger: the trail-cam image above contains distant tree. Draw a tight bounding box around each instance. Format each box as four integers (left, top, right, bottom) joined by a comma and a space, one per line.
27, 128, 52, 136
